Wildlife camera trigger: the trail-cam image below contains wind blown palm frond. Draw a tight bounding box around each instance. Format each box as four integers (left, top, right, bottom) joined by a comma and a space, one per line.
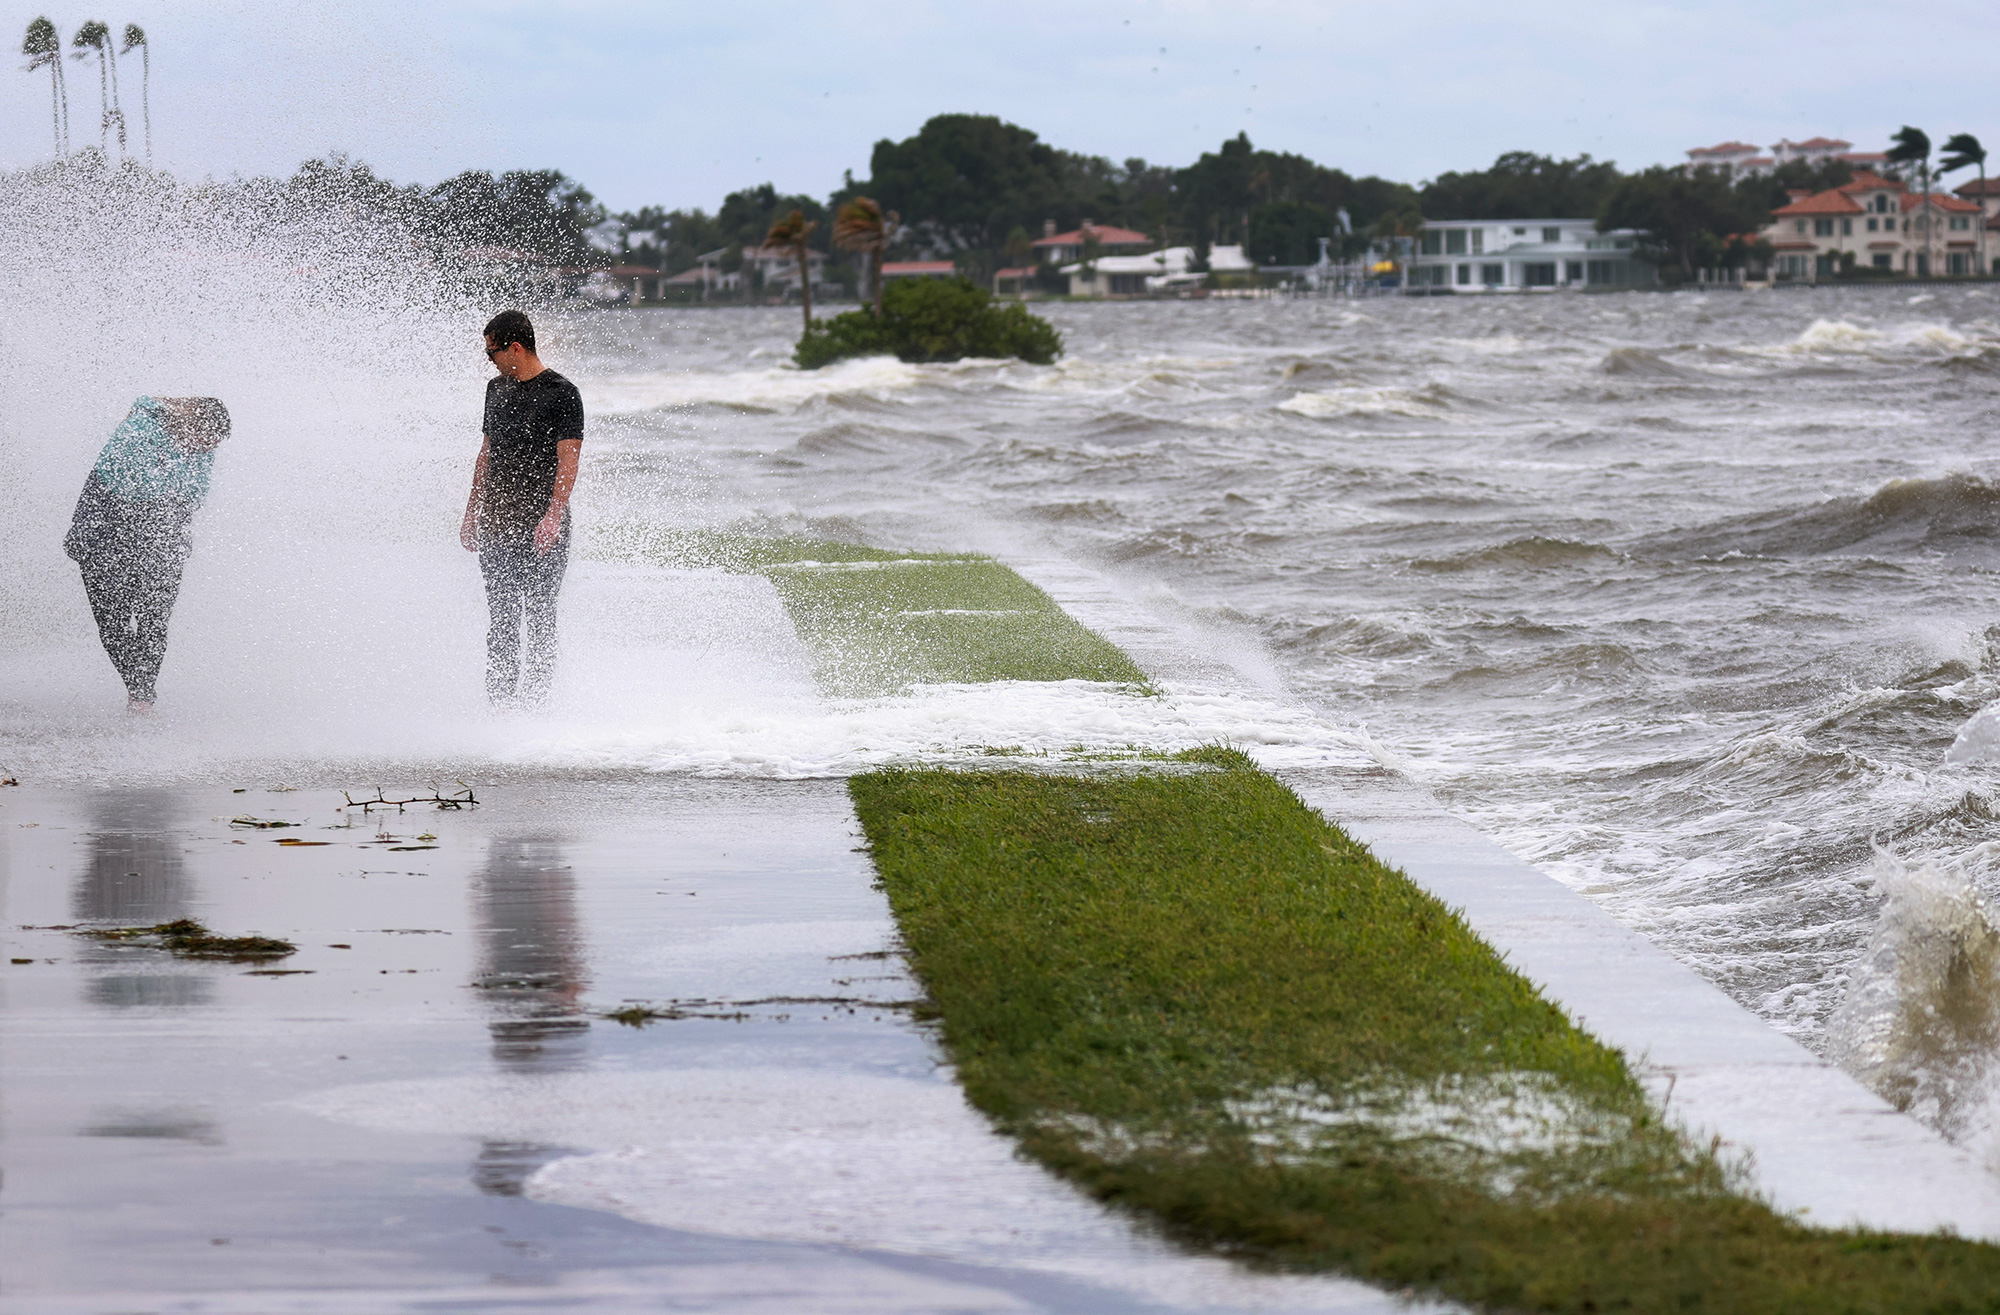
23, 17, 67, 155
22, 16, 56, 60
833, 197, 899, 315
1941, 134, 1989, 277
1887, 126, 1931, 163
1887, 128, 1937, 275
1941, 133, 1986, 174
70, 19, 111, 156
121, 23, 148, 163
766, 208, 820, 331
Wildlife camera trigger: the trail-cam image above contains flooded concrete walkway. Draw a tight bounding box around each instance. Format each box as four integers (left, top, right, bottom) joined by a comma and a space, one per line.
0, 779, 1428, 1313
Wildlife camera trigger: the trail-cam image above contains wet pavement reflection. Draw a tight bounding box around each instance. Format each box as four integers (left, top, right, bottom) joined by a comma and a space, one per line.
0, 780, 1428, 1313
469, 833, 588, 1195
74, 790, 213, 1010
471, 835, 588, 1072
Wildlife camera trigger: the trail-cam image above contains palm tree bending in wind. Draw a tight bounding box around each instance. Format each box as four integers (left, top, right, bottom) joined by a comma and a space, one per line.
71, 20, 124, 158
1940, 133, 1988, 276
1887, 127, 1934, 276
832, 197, 897, 315
121, 24, 148, 164
765, 209, 819, 332
21, 17, 68, 157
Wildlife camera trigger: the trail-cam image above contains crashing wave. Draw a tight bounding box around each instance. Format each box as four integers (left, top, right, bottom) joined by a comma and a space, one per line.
1829, 851, 2000, 1152
579, 355, 928, 417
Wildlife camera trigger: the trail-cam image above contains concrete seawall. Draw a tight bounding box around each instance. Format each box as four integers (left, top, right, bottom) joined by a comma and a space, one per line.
1005, 551, 2000, 1239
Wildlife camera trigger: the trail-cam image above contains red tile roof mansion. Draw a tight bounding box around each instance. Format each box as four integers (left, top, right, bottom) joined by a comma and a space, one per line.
1763, 171, 1990, 278
1030, 223, 1153, 264
1685, 136, 1889, 178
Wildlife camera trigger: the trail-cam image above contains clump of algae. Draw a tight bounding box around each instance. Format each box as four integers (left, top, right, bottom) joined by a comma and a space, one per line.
86, 919, 296, 960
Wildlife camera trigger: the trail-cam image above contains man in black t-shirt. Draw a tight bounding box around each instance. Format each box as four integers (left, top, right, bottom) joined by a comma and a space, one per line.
460, 309, 584, 708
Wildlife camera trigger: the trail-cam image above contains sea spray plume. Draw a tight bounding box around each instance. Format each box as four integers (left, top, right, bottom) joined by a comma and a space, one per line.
119, 24, 147, 165
21, 18, 68, 157
0, 155, 497, 771
1829, 848, 2000, 1147
421, 168, 604, 301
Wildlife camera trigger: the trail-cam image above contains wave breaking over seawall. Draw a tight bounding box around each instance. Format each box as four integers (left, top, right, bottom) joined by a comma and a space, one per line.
542, 287, 2000, 1170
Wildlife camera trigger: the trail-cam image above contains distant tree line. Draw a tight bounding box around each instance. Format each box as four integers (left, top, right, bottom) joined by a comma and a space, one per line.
597, 119, 1960, 290
604, 115, 1427, 285
28, 95, 1983, 294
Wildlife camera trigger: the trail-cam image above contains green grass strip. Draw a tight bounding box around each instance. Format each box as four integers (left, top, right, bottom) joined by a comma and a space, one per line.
850, 750, 2000, 1313
595, 524, 1147, 694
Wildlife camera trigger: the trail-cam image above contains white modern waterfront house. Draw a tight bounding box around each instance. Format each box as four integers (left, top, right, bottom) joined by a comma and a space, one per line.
1404, 220, 1654, 291
1060, 244, 1255, 296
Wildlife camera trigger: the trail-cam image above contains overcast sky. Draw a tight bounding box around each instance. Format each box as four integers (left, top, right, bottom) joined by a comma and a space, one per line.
1, 0, 1994, 213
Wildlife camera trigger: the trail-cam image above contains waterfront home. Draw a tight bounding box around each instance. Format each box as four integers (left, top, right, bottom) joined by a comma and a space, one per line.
1953, 178, 2000, 261
993, 266, 1036, 296
1771, 136, 1890, 171
1762, 171, 1987, 278
1684, 136, 1889, 178
1032, 221, 1153, 266
1405, 220, 1654, 291
1058, 244, 1254, 297
689, 248, 740, 295
580, 265, 667, 305
750, 243, 829, 295
881, 260, 958, 281
1687, 141, 1772, 176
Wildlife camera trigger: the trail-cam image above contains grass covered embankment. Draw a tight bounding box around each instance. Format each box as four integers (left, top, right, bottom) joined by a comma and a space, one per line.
851, 751, 2000, 1312
603, 528, 1145, 694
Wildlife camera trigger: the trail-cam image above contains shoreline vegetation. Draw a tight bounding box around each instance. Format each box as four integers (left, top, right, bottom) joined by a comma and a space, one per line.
793, 277, 1062, 369
11, 111, 1965, 305
852, 754, 2000, 1312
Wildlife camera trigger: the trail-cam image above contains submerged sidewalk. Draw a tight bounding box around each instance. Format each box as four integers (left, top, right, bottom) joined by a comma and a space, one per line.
0, 565, 1436, 1314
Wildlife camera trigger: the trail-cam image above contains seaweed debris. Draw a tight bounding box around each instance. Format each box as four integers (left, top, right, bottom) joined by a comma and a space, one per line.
84, 919, 296, 961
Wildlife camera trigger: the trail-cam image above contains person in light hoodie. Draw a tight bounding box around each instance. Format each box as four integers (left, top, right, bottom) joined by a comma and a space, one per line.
64, 396, 231, 712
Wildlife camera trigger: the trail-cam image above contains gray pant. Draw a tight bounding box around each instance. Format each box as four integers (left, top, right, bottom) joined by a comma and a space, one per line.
478, 534, 569, 707
78, 550, 184, 704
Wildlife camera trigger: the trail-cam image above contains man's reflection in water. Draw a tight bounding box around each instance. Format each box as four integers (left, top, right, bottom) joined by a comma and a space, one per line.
74, 790, 210, 1009
469, 836, 588, 1195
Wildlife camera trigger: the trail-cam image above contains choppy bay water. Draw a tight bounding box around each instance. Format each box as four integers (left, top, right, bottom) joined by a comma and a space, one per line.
12, 240, 2000, 1175
557, 291, 2000, 1160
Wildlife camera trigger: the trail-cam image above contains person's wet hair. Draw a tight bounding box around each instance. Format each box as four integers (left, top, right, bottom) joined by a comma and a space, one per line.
485, 309, 536, 354
175, 398, 230, 447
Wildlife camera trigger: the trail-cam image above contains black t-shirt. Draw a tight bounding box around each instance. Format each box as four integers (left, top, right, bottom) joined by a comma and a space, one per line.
479, 369, 584, 545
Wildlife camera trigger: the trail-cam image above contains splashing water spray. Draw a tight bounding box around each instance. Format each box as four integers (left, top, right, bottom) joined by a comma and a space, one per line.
0, 159, 505, 783
1830, 845, 2000, 1166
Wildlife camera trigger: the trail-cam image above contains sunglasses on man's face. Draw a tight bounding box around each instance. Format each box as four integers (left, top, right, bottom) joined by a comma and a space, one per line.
484, 344, 505, 358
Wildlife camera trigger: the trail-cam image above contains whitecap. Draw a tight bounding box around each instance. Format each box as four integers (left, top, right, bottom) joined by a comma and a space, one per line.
578, 355, 927, 417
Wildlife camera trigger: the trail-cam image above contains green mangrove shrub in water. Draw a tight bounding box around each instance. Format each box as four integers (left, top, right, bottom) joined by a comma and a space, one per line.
794, 277, 1061, 369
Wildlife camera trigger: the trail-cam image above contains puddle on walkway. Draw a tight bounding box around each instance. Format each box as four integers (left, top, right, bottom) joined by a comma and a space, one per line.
0, 779, 1438, 1313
